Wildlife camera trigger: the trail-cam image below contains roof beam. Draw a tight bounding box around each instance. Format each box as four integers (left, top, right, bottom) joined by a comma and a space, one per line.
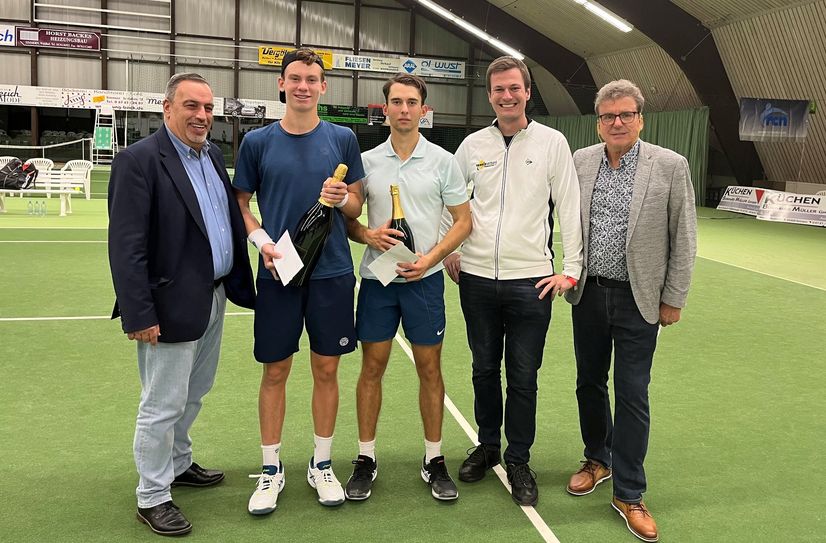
395, 0, 596, 113
597, 0, 763, 185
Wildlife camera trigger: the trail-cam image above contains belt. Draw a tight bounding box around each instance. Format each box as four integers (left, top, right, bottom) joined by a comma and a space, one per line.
591, 275, 631, 289
213, 276, 224, 289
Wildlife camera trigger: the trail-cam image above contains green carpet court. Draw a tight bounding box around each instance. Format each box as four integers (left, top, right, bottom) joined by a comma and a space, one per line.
1, 198, 824, 542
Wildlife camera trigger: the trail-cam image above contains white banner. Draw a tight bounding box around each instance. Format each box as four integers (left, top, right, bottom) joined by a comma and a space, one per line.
1, 24, 15, 46
757, 190, 826, 227
400, 57, 465, 79
717, 186, 772, 216
332, 54, 400, 73
0, 84, 286, 119
718, 186, 826, 227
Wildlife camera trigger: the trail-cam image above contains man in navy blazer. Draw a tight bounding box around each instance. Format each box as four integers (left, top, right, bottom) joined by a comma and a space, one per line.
108, 73, 255, 536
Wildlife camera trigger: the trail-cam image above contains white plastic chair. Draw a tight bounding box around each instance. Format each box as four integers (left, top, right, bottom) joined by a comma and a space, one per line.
24, 158, 55, 198
61, 159, 94, 201
0, 156, 17, 208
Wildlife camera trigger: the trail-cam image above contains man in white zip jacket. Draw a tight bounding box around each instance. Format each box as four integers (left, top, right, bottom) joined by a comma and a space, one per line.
443, 56, 583, 506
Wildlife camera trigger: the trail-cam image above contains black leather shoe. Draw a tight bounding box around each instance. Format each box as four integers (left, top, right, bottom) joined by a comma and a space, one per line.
136, 501, 192, 536
172, 462, 225, 487
506, 463, 538, 506
458, 444, 501, 483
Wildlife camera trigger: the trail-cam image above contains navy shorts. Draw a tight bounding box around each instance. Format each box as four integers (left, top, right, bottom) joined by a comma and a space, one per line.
253, 273, 357, 363
356, 271, 446, 346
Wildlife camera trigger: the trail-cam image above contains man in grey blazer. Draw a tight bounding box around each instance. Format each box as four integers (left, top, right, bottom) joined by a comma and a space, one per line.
563, 80, 696, 543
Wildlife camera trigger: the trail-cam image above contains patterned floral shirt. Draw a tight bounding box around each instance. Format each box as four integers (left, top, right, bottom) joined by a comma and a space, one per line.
587, 140, 640, 281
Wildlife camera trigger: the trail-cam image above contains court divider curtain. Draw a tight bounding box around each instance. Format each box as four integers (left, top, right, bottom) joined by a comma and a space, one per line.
535, 107, 709, 206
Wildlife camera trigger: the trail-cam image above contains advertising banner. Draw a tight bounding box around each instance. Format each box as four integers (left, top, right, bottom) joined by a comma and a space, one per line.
332, 54, 399, 73
739, 98, 810, 142
1, 24, 16, 46
757, 190, 826, 227
16, 27, 100, 51
400, 57, 465, 79
258, 46, 334, 69
224, 97, 266, 118
716, 186, 773, 216
717, 186, 826, 227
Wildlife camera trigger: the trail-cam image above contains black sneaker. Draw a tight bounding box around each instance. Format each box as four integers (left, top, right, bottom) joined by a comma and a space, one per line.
506, 463, 538, 506
458, 444, 501, 482
421, 456, 458, 501
344, 455, 377, 501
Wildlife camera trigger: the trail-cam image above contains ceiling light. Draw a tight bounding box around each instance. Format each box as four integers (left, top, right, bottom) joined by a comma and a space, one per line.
573, 0, 633, 33
416, 0, 525, 60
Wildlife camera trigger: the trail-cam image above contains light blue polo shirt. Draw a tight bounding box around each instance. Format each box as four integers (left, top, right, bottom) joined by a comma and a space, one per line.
360, 134, 468, 282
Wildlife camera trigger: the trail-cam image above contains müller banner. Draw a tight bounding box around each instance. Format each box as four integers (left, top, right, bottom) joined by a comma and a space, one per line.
16, 27, 100, 51
718, 186, 825, 227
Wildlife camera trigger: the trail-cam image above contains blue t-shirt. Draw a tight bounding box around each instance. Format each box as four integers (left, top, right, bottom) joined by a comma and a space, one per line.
233, 120, 365, 280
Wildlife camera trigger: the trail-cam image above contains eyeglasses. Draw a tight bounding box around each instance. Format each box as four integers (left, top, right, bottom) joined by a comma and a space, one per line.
598, 111, 639, 125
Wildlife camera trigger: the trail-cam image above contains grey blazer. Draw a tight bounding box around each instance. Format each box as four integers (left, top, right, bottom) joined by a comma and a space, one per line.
565, 140, 697, 324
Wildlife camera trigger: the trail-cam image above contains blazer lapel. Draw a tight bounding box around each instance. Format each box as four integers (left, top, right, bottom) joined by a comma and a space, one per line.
627, 140, 653, 243
158, 127, 208, 239
579, 145, 603, 249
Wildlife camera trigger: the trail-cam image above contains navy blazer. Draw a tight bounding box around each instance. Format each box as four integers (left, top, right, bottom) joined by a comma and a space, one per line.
108, 126, 255, 343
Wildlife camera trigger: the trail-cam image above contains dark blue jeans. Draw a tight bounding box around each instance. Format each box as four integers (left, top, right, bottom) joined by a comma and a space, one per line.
459, 272, 552, 465
572, 279, 659, 503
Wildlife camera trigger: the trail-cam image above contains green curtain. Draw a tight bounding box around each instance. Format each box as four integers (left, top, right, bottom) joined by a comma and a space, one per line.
536, 107, 709, 206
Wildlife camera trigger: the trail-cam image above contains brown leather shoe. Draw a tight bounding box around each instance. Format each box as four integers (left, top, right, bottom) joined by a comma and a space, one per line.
566, 459, 612, 496
611, 497, 659, 542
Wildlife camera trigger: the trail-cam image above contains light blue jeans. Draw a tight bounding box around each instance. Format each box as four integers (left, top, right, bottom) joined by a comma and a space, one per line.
134, 285, 227, 508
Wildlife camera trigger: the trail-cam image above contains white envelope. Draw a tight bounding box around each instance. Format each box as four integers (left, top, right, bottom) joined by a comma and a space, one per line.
273, 230, 304, 285
366, 243, 418, 287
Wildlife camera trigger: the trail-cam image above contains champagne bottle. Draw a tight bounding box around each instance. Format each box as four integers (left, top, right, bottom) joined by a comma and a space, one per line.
291, 163, 348, 286
389, 184, 415, 252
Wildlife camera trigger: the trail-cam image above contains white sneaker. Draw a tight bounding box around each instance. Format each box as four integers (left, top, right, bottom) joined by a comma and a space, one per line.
306, 457, 345, 506
248, 463, 285, 515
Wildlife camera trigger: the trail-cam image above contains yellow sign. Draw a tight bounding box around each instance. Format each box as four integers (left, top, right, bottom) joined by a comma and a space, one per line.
258, 46, 333, 70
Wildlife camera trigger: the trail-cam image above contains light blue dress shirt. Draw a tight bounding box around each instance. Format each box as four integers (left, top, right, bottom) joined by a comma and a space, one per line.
165, 125, 233, 280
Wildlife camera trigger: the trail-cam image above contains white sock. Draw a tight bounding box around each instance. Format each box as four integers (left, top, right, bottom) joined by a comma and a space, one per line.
425, 439, 442, 463
314, 434, 333, 464
262, 443, 281, 468
359, 439, 376, 461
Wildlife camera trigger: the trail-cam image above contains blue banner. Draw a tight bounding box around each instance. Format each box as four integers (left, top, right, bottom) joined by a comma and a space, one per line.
739, 98, 810, 142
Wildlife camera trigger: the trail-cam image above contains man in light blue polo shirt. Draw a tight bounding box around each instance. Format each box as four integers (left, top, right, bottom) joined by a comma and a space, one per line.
344, 73, 471, 502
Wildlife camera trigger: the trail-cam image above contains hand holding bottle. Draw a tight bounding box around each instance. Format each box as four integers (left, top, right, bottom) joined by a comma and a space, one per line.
320, 176, 348, 207
364, 219, 406, 251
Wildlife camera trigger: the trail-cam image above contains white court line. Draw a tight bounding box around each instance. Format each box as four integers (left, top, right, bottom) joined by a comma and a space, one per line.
697, 254, 825, 292
0, 226, 107, 230
0, 240, 106, 243
355, 282, 561, 543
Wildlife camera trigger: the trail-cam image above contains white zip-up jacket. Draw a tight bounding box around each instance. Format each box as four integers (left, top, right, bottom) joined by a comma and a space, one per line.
454, 120, 583, 280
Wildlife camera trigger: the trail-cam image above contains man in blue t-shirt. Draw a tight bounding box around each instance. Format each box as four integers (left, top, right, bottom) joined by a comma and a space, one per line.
343, 74, 471, 502
233, 48, 365, 514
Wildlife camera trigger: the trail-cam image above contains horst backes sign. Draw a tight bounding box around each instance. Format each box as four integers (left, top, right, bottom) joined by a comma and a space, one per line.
16, 27, 100, 51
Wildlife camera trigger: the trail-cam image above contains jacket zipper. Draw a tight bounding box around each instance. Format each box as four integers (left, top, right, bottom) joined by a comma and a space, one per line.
493, 128, 520, 279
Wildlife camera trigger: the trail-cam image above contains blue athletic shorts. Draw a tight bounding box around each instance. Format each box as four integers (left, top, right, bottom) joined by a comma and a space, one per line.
356, 271, 446, 346
253, 273, 356, 363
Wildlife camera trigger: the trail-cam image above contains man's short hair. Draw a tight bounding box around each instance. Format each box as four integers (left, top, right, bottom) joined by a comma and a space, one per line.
382, 73, 428, 103
165, 72, 210, 102
485, 56, 531, 94
594, 79, 645, 114
280, 47, 326, 81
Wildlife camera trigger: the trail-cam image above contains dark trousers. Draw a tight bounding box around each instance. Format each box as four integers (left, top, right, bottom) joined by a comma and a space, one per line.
459, 272, 552, 465
572, 278, 659, 503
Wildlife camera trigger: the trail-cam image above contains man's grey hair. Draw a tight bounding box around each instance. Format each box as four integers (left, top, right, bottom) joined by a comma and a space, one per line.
165, 72, 210, 102
594, 79, 645, 114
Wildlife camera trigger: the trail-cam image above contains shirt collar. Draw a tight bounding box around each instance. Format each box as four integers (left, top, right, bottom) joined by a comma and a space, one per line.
602, 139, 640, 168
383, 133, 428, 160
165, 124, 210, 158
